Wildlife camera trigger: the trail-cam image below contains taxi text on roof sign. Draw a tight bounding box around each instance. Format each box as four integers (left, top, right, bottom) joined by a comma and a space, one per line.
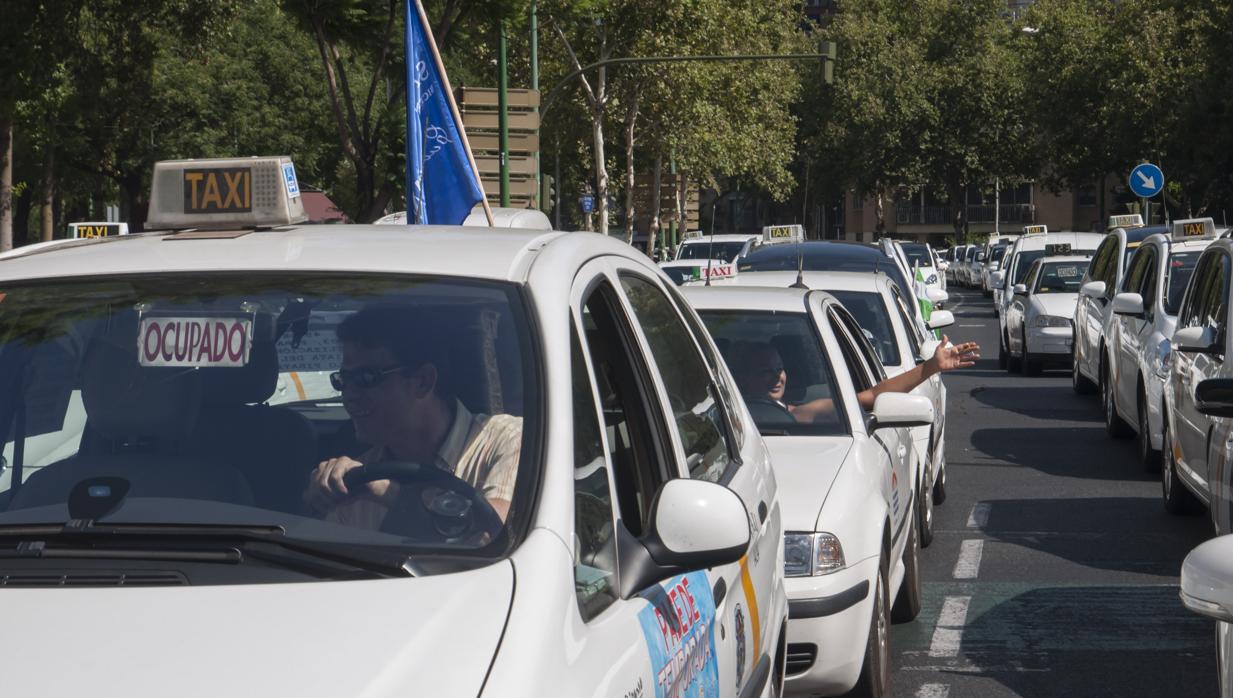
1108, 213, 1145, 230
146, 156, 307, 230
761, 224, 804, 245
68, 222, 128, 239
1171, 217, 1217, 241
1023, 225, 1048, 236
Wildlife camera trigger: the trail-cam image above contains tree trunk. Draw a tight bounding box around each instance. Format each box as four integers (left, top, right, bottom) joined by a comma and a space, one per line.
874, 191, 886, 238
648, 152, 664, 257
675, 170, 687, 248
593, 107, 609, 236
0, 118, 12, 252
122, 170, 148, 233
622, 99, 639, 245
40, 148, 55, 242
949, 181, 966, 242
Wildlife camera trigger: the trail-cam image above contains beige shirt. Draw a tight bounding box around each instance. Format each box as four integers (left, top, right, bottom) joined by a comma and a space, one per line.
327, 399, 523, 530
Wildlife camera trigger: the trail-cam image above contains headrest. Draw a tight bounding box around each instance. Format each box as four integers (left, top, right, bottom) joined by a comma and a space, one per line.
199, 341, 279, 406
81, 325, 202, 442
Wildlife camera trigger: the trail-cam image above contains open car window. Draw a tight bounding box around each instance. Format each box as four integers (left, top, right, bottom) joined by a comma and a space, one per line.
0, 273, 538, 564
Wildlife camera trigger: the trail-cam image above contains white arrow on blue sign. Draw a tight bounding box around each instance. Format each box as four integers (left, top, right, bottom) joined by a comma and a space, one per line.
1129, 163, 1164, 198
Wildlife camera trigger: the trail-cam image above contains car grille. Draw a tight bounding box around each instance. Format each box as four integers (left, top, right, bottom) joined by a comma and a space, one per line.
786, 643, 817, 675
0, 570, 188, 587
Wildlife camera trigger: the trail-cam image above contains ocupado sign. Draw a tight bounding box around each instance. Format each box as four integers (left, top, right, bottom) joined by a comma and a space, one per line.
138, 316, 252, 368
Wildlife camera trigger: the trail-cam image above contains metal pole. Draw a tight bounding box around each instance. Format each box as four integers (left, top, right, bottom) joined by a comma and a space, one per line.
498, 22, 510, 207
531, 1, 542, 212
994, 177, 1000, 235
554, 134, 561, 229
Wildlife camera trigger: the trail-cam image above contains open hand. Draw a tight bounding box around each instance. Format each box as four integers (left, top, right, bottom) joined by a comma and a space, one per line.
933, 335, 980, 371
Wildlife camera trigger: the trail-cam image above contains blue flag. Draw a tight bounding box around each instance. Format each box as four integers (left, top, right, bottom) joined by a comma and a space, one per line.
405, 0, 485, 225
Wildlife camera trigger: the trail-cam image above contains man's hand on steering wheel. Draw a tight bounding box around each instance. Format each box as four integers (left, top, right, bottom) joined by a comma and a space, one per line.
304, 456, 398, 514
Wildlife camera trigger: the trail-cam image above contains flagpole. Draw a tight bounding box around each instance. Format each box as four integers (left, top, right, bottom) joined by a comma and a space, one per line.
413, 0, 495, 227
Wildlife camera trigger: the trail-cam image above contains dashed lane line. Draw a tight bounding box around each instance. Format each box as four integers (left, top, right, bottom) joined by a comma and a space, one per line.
952, 539, 985, 580
915, 683, 950, 698
927, 595, 972, 658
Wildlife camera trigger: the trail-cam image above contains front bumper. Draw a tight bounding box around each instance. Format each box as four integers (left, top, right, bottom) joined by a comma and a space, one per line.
785, 556, 879, 695
1027, 325, 1074, 356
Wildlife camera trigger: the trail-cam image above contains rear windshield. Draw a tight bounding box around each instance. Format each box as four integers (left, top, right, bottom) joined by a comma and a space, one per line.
1035, 260, 1090, 293
989, 246, 1007, 264
902, 244, 933, 268
826, 291, 901, 366
677, 241, 747, 262
1012, 250, 1048, 284
697, 310, 848, 437
1165, 251, 1204, 315
0, 273, 537, 568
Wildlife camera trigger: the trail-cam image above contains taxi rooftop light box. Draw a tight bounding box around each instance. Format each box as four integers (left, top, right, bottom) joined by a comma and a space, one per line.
147, 156, 307, 230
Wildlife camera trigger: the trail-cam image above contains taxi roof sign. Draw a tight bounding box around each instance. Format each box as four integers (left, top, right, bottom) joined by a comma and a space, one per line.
146, 156, 307, 230
1171, 217, 1217, 241
1108, 213, 1145, 230
761, 224, 804, 245
682, 230, 705, 241
1022, 225, 1048, 236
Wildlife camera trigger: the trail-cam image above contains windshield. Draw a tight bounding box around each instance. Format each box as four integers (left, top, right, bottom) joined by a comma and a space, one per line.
902, 244, 933, 268
677, 241, 747, 262
1011, 250, 1048, 285
1165, 251, 1204, 315
827, 291, 901, 366
1034, 260, 1090, 293
697, 310, 848, 437
0, 274, 536, 566
989, 246, 1007, 264
738, 244, 915, 309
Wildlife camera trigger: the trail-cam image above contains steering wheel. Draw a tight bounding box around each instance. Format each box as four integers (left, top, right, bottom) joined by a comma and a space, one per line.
745, 397, 796, 424
343, 461, 503, 544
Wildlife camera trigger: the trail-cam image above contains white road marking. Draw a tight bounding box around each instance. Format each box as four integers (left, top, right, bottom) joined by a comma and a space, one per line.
916, 683, 951, 698
953, 539, 985, 579
928, 595, 972, 658
958, 324, 982, 328
967, 502, 990, 528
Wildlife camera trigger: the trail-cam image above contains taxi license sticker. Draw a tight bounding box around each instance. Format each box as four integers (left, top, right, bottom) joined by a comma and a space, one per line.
1057, 266, 1080, 278
637, 570, 720, 698
282, 163, 301, 198
183, 167, 252, 214
733, 602, 747, 688
138, 316, 252, 368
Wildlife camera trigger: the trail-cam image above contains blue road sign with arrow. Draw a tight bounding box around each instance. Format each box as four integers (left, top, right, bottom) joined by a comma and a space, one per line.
1129, 163, 1164, 198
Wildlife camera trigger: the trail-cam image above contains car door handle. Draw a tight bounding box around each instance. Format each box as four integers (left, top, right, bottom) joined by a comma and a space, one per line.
712, 577, 727, 607
758, 501, 768, 524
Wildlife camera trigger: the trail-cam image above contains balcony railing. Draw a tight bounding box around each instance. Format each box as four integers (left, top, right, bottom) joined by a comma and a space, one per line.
894, 203, 1035, 225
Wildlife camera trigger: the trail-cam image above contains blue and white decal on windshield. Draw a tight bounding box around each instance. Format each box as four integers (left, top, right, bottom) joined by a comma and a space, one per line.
637, 570, 720, 698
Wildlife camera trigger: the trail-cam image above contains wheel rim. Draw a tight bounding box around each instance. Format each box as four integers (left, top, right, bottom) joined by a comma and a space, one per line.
923, 484, 933, 532
1104, 373, 1115, 426
1163, 430, 1174, 499
875, 571, 889, 690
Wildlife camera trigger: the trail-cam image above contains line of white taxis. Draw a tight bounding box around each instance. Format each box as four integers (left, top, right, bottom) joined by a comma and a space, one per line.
0, 159, 970, 698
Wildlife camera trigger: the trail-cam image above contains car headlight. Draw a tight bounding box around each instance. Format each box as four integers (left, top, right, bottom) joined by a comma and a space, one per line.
784, 532, 845, 577
1032, 315, 1071, 328
1154, 337, 1172, 378
925, 274, 938, 285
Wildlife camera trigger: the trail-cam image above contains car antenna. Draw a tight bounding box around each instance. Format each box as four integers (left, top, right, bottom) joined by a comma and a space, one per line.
704, 201, 718, 286
789, 232, 808, 289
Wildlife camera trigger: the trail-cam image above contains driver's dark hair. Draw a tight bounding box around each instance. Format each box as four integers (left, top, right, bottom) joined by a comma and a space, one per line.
336, 305, 454, 400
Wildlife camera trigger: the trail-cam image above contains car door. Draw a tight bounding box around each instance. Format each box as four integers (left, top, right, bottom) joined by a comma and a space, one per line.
1079, 236, 1117, 380
1116, 246, 1155, 416
565, 267, 728, 698
1174, 252, 1228, 491
1007, 261, 1038, 356
889, 284, 942, 486
613, 267, 778, 696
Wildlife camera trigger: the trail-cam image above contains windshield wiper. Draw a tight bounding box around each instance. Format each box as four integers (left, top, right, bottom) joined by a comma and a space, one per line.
0, 522, 414, 578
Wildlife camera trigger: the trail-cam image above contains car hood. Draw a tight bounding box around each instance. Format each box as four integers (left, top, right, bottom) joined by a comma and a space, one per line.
763, 435, 853, 531
1, 560, 514, 698
1033, 293, 1080, 319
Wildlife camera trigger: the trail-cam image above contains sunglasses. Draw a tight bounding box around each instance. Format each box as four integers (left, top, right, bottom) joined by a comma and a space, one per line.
329, 365, 407, 391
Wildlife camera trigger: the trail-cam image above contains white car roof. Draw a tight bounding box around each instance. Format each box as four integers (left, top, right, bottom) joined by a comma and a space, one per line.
1038, 254, 1093, 265
659, 258, 727, 268
681, 284, 818, 314
1013, 232, 1104, 251
0, 225, 571, 284
681, 234, 758, 244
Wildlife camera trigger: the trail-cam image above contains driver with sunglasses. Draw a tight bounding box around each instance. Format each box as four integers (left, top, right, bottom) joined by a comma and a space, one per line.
303, 306, 522, 530
730, 336, 979, 423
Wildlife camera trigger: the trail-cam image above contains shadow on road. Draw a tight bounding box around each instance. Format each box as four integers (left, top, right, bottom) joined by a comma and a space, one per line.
969, 426, 1144, 479
966, 387, 1102, 422
951, 584, 1216, 696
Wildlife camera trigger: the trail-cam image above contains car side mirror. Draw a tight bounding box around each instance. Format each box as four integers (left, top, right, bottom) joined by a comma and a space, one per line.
1012, 284, 1028, 296
1080, 280, 1107, 299
1112, 292, 1145, 318
868, 393, 934, 430
990, 271, 1004, 288
1196, 378, 1233, 418
1174, 325, 1221, 355
926, 288, 949, 304
617, 479, 750, 598
927, 310, 954, 330
1181, 534, 1233, 623
938, 261, 950, 271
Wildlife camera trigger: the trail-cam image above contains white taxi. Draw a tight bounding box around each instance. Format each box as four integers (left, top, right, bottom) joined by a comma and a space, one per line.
683, 284, 932, 697
662, 228, 794, 287
673, 230, 761, 264
992, 227, 1103, 369
0, 158, 787, 697
1002, 254, 1092, 375
1104, 218, 1221, 468
1072, 214, 1170, 395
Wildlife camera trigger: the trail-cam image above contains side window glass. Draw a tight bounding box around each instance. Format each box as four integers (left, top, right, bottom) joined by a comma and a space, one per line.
619, 274, 733, 483
1089, 239, 1112, 285
1102, 241, 1122, 289
580, 282, 671, 537
1121, 250, 1148, 293
1181, 254, 1214, 330
570, 324, 619, 621
890, 289, 922, 358
1209, 254, 1231, 342
664, 285, 746, 451
829, 308, 881, 390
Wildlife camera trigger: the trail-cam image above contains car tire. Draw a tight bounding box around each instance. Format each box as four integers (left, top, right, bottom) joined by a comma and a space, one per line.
918, 478, 934, 548
1023, 331, 1041, 376
932, 459, 948, 505
850, 558, 891, 698
998, 331, 1009, 369
1103, 361, 1133, 438
1163, 422, 1201, 515
1138, 390, 1161, 472
1072, 349, 1097, 395
1006, 331, 1022, 372
891, 511, 922, 623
